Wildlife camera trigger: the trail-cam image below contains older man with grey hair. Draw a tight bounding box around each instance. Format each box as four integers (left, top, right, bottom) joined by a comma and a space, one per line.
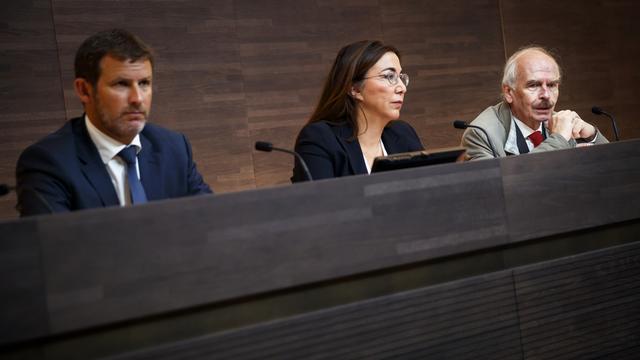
461, 45, 608, 160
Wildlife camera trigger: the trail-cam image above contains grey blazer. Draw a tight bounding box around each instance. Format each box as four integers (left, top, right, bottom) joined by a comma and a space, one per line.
461, 102, 609, 161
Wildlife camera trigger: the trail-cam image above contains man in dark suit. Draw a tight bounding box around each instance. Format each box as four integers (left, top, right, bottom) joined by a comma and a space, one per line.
16, 29, 212, 216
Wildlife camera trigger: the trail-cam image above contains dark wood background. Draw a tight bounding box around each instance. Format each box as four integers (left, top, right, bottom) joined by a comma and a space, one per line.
1, 0, 639, 220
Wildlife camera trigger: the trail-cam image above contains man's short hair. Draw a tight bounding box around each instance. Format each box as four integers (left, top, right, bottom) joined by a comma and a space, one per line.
74, 29, 154, 86
502, 45, 561, 89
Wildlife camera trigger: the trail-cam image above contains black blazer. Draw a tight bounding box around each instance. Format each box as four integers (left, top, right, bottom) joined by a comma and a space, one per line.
16, 116, 212, 216
292, 120, 424, 182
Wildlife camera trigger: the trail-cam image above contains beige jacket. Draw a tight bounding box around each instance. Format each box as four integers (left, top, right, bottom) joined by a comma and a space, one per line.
461, 102, 609, 161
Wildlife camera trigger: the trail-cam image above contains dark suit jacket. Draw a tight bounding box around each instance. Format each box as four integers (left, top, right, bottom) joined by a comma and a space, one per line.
292, 120, 424, 182
16, 116, 212, 216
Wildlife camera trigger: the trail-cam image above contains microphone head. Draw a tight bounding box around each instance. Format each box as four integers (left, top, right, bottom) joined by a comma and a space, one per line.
0, 184, 12, 196
255, 141, 274, 152
591, 106, 604, 115
453, 120, 468, 129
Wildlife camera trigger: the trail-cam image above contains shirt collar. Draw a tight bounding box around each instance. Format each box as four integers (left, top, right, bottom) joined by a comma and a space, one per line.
505, 113, 546, 155
505, 115, 520, 155
513, 115, 542, 138
85, 115, 142, 164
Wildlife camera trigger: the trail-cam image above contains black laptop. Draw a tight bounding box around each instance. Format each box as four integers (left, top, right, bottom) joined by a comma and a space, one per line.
371, 147, 466, 173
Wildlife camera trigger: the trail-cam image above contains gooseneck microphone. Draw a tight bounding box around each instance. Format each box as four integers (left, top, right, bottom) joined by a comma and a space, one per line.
453, 120, 498, 158
0, 184, 14, 197
591, 106, 620, 141
255, 141, 313, 181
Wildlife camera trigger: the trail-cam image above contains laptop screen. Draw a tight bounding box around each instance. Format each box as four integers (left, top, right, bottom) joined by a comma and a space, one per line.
371, 147, 466, 173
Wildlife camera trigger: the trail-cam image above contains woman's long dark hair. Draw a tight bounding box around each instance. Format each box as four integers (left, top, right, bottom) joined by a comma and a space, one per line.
307, 40, 401, 138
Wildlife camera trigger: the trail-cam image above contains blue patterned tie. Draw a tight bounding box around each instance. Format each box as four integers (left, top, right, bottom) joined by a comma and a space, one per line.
117, 146, 148, 204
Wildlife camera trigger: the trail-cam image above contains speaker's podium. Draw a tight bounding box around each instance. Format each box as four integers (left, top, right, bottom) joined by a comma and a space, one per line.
2, 140, 640, 359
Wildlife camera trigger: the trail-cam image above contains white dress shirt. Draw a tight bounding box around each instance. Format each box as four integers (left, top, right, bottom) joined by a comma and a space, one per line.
364, 139, 388, 174
505, 114, 598, 154
505, 116, 545, 154
84, 116, 142, 206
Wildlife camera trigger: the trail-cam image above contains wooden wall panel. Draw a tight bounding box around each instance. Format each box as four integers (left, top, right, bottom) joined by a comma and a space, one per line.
0, 2, 66, 219
500, 0, 640, 141
603, 1, 640, 141
236, 0, 384, 186
514, 242, 640, 359
380, 0, 506, 149
104, 271, 522, 359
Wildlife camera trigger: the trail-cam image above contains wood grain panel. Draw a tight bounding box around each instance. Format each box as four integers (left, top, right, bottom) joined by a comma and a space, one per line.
500, 0, 640, 142
51, 0, 254, 194
380, 0, 505, 149
514, 242, 640, 359
501, 140, 640, 242
0, 219, 47, 344
603, 1, 640, 142
235, 0, 384, 187
0, 1, 66, 219
5, 159, 505, 337
105, 271, 521, 359
2, 142, 639, 357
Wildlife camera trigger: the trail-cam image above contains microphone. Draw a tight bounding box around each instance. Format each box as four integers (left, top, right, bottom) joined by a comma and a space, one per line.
453, 120, 498, 158
0, 184, 13, 196
591, 106, 620, 141
255, 141, 313, 181
0, 184, 14, 196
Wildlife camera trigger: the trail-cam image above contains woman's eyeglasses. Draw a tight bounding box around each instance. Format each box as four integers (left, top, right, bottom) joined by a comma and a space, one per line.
362, 72, 409, 87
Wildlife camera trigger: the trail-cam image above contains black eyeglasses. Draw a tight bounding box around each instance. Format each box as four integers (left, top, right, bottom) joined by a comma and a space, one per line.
362, 72, 409, 87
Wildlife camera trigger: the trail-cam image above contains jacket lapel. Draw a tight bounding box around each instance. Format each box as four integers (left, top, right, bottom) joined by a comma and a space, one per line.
497, 101, 518, 156
138, 133, 163, 200
381, 125, 403, 154
332, 124, 368, 176
73, 117, 120, 207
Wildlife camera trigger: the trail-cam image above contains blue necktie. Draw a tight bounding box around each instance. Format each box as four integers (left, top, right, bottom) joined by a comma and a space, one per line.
117, 146, 148, 204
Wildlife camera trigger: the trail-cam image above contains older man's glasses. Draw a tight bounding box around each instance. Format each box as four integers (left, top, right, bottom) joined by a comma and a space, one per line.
363, 72, 410, 87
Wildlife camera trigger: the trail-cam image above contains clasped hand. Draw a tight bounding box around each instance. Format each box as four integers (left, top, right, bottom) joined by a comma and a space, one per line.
548, 110, 596, 141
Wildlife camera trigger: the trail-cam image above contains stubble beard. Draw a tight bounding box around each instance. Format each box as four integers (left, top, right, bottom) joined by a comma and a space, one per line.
94, 94, 148, 143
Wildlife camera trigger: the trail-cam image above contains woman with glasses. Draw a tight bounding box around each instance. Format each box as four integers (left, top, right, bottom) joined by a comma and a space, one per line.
291, 40, 424, 182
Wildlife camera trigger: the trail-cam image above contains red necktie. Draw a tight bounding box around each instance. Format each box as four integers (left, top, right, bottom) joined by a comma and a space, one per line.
528, 131, 544, 147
